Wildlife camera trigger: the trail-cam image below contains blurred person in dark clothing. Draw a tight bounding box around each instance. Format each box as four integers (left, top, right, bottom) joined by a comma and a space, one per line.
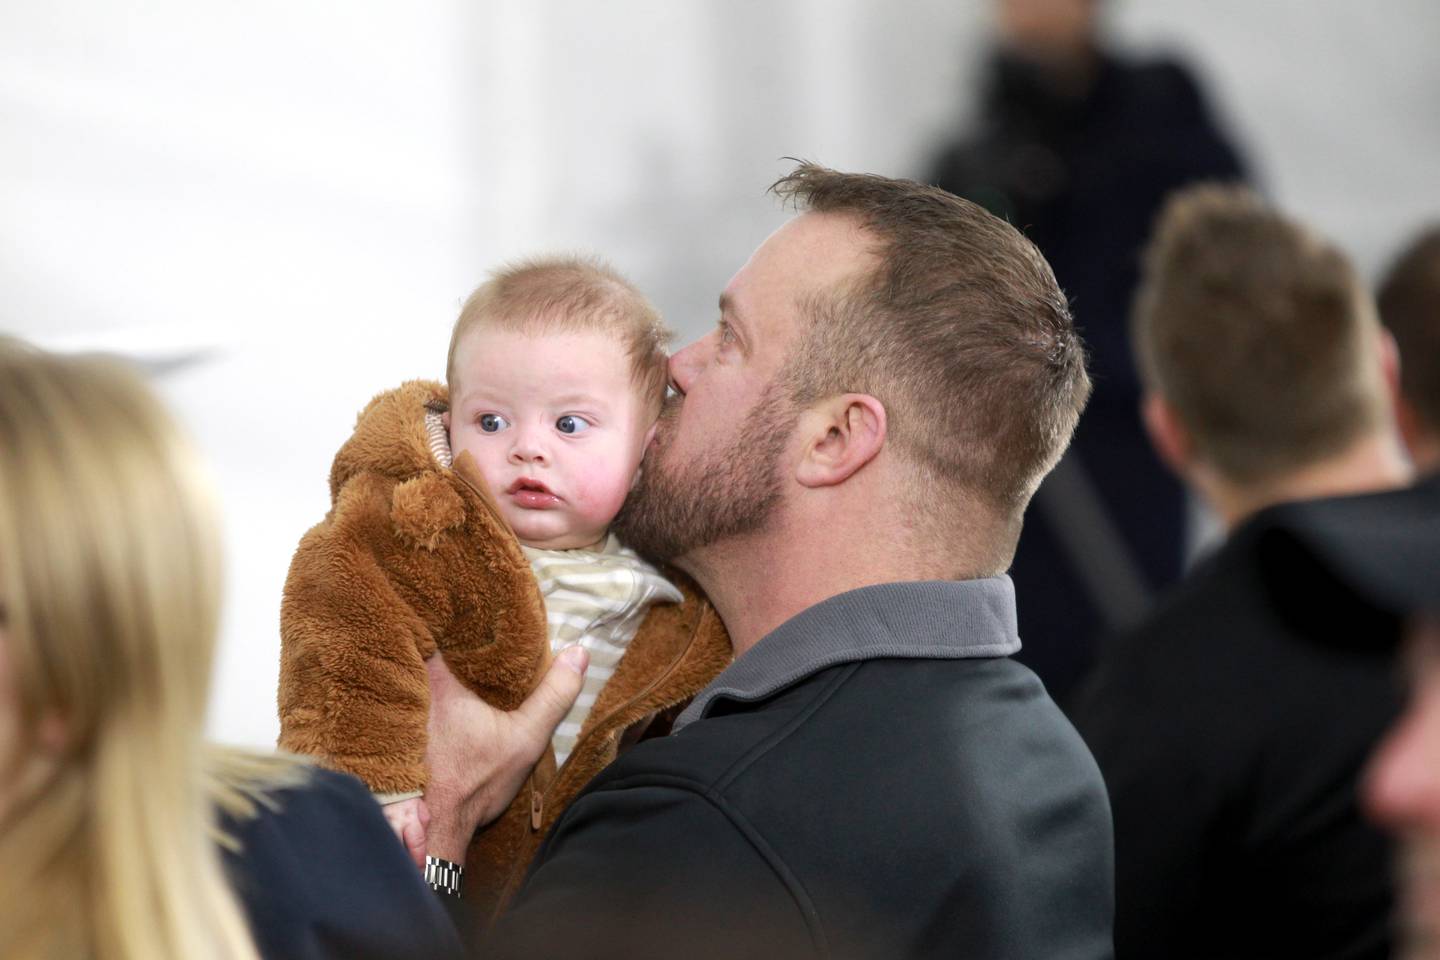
1258, 476, 1440, 960
1379, 226, 1440, 474
928, 0, 1249, 699
1071, 186, 1412, 959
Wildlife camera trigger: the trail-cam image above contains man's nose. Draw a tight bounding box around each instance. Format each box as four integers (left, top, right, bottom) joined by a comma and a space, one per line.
668, 336, 709, 395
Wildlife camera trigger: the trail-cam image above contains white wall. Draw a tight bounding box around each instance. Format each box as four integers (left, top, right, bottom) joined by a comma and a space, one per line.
3, 1, 1436, 747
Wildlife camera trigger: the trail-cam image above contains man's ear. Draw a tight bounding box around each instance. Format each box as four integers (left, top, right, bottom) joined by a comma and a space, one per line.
794, 394, 886, 489
1141, 391, 1194, 479
441, 410, 452, 432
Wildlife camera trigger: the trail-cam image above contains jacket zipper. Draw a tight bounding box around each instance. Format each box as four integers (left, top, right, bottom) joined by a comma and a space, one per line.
531, 600, 712, 829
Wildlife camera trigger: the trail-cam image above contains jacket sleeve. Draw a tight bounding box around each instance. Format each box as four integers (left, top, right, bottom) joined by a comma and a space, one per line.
278, 471, 434, 795
223, 767, 466, 960
483, 782, 820, 960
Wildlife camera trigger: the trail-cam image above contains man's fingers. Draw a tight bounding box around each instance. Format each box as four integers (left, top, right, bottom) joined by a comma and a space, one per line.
402, 818, 428, 870
514, 646, 588, 748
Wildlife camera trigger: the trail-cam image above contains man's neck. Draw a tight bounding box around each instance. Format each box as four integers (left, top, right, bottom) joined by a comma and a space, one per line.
679, 505, 997, 659
1209, 431, 1414, 532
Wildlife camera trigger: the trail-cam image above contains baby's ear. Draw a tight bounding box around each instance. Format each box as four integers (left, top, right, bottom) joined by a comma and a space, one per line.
392, 473, 466, 550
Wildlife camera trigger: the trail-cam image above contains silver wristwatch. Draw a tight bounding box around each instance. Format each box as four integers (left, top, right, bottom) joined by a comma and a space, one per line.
424, 855, 465, 897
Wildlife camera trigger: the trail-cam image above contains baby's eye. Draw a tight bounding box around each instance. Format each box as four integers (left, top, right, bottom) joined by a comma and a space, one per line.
556, 415, 589, 435
479, 413, 509, 433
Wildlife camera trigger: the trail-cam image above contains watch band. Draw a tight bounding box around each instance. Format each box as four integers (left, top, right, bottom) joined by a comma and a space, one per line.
424, 855, 464, 897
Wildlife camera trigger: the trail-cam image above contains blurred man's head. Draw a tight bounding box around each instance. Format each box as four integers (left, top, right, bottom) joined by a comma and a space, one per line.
618, 163, 1090, 579
996, 0, 1100, 60
1378, 227, 1440, 474
1132, 184, 1405, 525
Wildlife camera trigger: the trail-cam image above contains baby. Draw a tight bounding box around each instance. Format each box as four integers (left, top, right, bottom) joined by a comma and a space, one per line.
277, 258, 730, 922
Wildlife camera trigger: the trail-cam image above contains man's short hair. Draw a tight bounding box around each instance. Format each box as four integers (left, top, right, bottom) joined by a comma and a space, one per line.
1132, 184, 1386, 485
447, 256, 670, 411
770, 163, 1091, 520
1378, 226, 1440, 433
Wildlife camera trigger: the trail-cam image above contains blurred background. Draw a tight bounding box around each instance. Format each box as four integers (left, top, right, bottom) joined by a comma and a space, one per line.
3, 0, 1437, 747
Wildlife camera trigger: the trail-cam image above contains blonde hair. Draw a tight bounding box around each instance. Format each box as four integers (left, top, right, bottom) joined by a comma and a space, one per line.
0, 338, 302, 960
446, 256, 671, 411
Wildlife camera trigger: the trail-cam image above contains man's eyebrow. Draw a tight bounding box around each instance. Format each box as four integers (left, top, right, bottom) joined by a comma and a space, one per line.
718, 292, 747, 336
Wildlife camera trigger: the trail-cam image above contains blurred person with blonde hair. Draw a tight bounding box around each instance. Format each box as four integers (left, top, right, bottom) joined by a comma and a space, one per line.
0, 337, 466, 959
1073, 186, 1412, 958
1379, 225, 1440, 474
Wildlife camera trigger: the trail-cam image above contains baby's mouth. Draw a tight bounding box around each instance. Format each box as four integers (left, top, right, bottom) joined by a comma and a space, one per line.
507, 477, 553, 496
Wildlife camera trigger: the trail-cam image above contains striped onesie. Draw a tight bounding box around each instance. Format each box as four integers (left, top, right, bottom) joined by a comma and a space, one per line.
522, 535, 682, 766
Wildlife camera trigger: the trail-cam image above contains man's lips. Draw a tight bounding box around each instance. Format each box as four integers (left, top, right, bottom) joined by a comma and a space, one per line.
506, 477, 561, 509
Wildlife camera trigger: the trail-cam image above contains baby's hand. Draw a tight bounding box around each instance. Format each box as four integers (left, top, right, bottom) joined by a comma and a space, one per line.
382, 796, 431, 869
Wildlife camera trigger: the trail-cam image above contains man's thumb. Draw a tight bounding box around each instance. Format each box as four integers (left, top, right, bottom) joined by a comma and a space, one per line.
517, 646, 588, 740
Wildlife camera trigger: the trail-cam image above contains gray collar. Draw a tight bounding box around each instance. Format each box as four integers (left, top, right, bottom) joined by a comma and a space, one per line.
673, 577, 1021, 732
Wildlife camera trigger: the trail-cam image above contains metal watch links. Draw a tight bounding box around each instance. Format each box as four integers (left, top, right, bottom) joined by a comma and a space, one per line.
424, 855, 465, 897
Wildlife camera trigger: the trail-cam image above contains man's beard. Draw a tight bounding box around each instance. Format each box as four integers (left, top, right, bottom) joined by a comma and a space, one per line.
615, 382, 796, 564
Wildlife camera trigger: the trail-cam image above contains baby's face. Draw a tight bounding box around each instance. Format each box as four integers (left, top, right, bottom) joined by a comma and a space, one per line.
448, 327, 656, 550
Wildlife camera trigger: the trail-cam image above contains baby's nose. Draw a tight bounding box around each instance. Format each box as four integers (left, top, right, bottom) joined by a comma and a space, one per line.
509, 428, 548, 464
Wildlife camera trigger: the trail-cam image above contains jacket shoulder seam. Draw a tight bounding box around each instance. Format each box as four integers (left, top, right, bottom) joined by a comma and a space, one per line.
712, 661, 861, 791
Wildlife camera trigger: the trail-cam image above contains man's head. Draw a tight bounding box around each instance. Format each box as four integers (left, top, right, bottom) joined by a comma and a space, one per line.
997, 0, 1101, 60
446, 257, 670, 549
617, 163, 1090, 576
1378, 227, 1440, 473
1133, 185, 1395, 513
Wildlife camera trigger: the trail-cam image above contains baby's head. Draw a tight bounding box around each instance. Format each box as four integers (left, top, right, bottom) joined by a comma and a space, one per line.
445, 257, 669, 550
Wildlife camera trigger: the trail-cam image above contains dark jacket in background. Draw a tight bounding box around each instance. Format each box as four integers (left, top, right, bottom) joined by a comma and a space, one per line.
1071, 508, 1401, 959
930, 50, 1249, 700
221, 767, 465, 960
486, 581, 1115, 960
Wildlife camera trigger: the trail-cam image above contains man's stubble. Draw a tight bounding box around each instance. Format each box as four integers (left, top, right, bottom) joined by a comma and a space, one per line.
614, 381, 796, 564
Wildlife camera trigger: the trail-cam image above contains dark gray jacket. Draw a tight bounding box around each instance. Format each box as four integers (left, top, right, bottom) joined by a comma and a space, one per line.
488, 579, 1115, 959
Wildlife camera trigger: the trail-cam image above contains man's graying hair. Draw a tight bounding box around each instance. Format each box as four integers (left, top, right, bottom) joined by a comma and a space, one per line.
769, 163, 1090, 516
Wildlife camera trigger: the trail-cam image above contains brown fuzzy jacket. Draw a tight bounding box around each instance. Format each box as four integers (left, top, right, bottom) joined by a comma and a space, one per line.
277, 380, 731, 927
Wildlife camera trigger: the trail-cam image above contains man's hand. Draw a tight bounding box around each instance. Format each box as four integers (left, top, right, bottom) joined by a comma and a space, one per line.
382, 795, 431, 869
423, 646, 588, 862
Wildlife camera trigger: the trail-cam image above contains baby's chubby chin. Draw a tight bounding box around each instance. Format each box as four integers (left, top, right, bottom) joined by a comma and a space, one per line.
509, 513, 611, 551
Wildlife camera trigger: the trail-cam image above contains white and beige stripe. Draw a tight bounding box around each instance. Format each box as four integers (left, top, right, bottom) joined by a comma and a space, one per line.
523, 534, 682, 766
